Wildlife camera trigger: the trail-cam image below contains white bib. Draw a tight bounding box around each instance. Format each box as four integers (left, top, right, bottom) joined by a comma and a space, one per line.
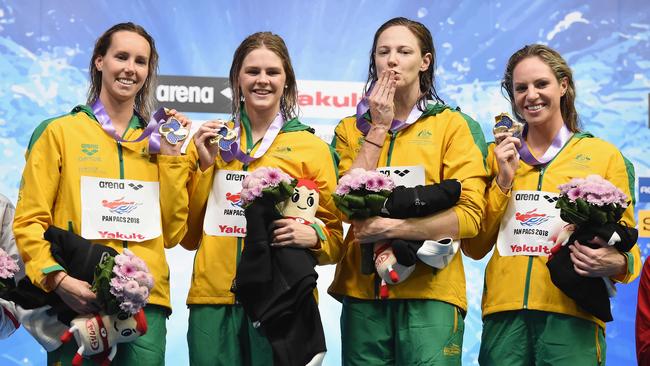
377, 165, 425, 187
496, 190, 566, 256
203, 170, 249, 237
80, 176, 161, 242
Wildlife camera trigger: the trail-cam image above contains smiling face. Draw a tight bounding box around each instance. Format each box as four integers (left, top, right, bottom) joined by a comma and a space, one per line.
237, 46, 287, 118
373, 25, 431, 94
94, 30, 150, 106
512, 56, 567, 130
281, 180, 319, 222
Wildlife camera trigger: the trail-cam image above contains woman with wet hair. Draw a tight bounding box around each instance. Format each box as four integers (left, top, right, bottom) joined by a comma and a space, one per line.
13, 22, 190, 364
328, 17, 488, 365
168, 32, 343, 365
462, 44, 640, 365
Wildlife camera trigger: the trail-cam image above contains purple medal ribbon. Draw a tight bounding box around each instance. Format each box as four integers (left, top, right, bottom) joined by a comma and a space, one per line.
355, 88, 424, 135
91, 99, 167, 153
518, 124, 572, 166
220, 112, 285, 164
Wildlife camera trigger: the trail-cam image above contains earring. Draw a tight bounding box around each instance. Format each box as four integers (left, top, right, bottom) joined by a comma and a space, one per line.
284, 85, 288, 89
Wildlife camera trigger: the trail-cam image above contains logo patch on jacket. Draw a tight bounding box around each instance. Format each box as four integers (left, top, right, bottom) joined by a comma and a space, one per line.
81, 144, 99, 156
572, 153, 592, 170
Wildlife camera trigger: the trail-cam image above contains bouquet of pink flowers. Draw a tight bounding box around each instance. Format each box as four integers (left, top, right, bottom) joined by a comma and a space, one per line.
548, 174, 637, 322
240, 167, 297, 208
556, 174, 629, 226
333, 168, 395, 219
0, 248, 19, 292
92, 249, 154, 315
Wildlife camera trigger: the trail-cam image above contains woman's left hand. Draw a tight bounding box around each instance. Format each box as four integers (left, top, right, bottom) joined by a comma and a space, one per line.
569, 238, 627, 277
159, 109, 192, 156
271, 219, 318, 248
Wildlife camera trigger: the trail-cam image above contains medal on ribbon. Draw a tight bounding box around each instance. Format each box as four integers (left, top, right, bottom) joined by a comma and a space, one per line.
208, 122, 238, 151
493, 112, 524, 139
158, 108, 189, 145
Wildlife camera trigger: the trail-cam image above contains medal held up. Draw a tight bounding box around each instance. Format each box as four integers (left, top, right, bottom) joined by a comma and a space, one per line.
157, 108, 189, 145
208, 121, 238, 151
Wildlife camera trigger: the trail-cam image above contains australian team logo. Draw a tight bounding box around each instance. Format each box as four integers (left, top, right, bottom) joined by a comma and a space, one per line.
101, 197, 141, 215
515, 209, 552, 226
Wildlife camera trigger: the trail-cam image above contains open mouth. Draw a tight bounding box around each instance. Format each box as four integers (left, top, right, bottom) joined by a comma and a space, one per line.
525, 104, 545, 112
117, 78, 136, 86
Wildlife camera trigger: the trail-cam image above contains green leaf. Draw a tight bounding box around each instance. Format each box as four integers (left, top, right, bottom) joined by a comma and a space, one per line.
365, 193, 387, 214
344, 194, 366, 209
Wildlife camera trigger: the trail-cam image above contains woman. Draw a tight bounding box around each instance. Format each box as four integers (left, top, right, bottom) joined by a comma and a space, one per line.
169, 32, 343, 365
462, 44, 640, 365
328, 17, 488, 365
13, 22, 189, 364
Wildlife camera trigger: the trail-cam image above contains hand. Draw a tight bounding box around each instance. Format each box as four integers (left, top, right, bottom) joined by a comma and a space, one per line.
493, 132, 521, 192
351, 216, 398, 244
271, 219, 318, 248
159, 109, 192, 156
569, 239, 627, 277
193, 120, 227, 171
52, 272, 99, 314
368, 70, 397, 130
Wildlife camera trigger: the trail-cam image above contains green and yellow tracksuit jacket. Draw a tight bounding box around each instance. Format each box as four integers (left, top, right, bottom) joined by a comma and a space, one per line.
13, 105, 188, 310
172, 117, 344, 305
461, 132, 640, 328
328, 103, 489, 312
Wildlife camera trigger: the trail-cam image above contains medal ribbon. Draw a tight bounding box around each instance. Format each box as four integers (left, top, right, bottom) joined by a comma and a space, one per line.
220, 110, 285, 164
518, 124, 572, 166
91, 99, 165, 153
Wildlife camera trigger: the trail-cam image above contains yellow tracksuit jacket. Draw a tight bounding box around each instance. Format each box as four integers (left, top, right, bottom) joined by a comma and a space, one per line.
171, 118, 344, 305
328, 104, 488, 311
462, 131, 640, 328
13, 105, 189, 310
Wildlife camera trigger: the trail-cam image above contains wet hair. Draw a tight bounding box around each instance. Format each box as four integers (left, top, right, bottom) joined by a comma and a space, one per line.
87, 22, 159, 119
229, 32, 298, 120
365, 17, 444, 110
501, 44, 580, 132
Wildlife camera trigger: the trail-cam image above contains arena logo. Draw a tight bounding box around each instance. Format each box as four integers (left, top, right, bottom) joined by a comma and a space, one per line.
155, 75, 231, 114
156, 84, 214, 104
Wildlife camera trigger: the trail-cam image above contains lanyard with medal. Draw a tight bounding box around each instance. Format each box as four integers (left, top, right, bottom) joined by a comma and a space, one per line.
201, 109, 285, 238
211, 109, 285, 164
91, 99, 189, 150
493, 113, 574, 257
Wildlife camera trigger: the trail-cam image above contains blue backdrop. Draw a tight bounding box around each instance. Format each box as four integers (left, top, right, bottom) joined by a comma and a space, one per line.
1, 0, 649, 365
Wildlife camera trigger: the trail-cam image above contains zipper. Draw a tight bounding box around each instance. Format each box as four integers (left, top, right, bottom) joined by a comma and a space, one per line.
117, 141, 128, 249
521, 135, 573, 309
385, 131, 398, 167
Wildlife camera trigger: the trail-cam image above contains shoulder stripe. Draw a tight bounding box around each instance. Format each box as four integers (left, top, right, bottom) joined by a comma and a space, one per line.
457, 111, 488, 169
622, 153, 636, 206
26, 113, 69, 155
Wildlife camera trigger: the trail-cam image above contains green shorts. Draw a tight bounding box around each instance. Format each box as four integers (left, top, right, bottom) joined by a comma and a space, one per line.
48, 305, 168, 366
187, 304, 272, 366
479, 310, 606, 366
341, 298, 464, 366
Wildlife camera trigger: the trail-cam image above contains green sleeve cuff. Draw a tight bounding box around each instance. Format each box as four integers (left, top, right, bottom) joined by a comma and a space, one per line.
310, 223, 327, 241
42, 264, 65, 275
624, 251, 634, 276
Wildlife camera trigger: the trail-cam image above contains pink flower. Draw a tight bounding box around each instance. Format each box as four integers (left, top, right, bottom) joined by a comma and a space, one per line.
0, 249, 19, 280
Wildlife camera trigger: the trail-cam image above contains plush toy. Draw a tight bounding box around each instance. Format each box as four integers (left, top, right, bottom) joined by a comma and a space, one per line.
235, 176, 326, 366
60, 309, 147, 366
366, 180, 462, 298
546, 221, 638, 322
